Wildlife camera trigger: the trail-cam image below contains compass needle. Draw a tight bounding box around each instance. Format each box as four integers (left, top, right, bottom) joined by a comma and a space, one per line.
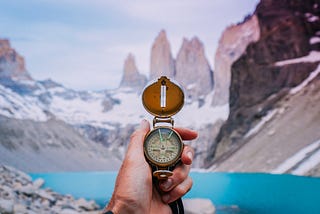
158, 129, 164, 142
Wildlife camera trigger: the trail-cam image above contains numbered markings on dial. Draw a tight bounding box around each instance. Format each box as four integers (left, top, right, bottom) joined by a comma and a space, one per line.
144, 128, 182, 165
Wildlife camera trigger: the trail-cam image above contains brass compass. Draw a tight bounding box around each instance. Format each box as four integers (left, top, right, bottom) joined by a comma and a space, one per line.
142, 76, 184, 180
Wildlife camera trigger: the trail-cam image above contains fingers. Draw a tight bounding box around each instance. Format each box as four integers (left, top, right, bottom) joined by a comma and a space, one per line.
181, 145, 194, 165
161, 176, 193, 204
159, 146, 194, 202
174, 127, 198, 141
126, 120, 150, 161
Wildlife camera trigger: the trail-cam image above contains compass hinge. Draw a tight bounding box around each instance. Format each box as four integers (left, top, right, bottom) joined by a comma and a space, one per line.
153, 117, 174, 128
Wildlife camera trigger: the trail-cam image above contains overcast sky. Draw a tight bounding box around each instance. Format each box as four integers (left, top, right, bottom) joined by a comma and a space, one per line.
0, 0, 259, 90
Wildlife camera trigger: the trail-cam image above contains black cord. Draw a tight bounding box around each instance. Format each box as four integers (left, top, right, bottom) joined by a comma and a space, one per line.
169, 198, 184, 214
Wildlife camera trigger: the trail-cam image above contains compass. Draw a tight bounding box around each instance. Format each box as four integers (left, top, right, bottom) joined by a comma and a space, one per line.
142, 76, 184, 180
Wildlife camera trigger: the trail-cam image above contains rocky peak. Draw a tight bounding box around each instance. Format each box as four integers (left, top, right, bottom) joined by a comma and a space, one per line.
119, 53, 147, 91
212, 15, 260, 106
0, 39, 32, 80
175, 37, 213, 102
150, 30, 175, 80
205, 0, 320, 167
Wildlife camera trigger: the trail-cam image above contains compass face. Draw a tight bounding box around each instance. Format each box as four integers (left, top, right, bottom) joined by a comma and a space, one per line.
144, 127, 183, 167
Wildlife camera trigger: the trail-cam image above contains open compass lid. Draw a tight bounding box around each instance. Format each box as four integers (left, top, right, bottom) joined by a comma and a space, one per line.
142, 76, 184, 117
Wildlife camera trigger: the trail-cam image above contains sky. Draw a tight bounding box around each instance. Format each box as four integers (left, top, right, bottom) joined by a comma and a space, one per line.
0, 0, 260, 90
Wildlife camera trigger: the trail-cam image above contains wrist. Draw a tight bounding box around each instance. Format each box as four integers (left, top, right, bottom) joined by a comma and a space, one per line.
105, 196, 144, 214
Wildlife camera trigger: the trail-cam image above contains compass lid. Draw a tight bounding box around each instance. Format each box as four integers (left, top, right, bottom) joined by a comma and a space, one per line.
142, 76, 184, 117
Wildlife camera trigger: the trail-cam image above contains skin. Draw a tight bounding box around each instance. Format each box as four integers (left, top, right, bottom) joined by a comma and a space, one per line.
105, 119, 198, 214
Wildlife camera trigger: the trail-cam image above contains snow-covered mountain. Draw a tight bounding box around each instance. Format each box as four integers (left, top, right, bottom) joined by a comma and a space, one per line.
1, 0, 320, 176
0, 37, 228, 170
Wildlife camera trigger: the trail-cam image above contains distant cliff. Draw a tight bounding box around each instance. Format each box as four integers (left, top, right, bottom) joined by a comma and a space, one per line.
150, 30, 175, 79
123, 30, 214, 102
0, 39, 32, 81
205, 0, 320, 167
175, 37, 213, 102
212, 15, 260, 106
119, 53, 147, 91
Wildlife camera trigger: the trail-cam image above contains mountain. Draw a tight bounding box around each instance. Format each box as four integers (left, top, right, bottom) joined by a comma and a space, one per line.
205, 0, 320, 176
211, 15, 260, 106
2, 0, 319, 176
0, 34, 226, 170
0, 39, 32, 81
149, 30, 214, 104
150, 30, 175, 79
175, 37, 213, 103
0, 115, 121, 172
119, 53, 147, 91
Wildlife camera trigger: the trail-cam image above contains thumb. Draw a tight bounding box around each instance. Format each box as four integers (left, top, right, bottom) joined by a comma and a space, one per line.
126, 119, 150, 160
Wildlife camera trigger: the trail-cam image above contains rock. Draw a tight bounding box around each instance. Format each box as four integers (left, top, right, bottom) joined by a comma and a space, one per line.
119, 53, 147, 91
0, 39, 32, 80
183, 198, 216, 214
0, 199, 14, 214
0, 164, 101, 213
35, 189, 56, 202
17, 184, 35, 195
60, 208, 80, 214
13, 204, 28, 214
150, 30, 175, 79
0, 185, 14, 199
75, 198, 98, 211
205, 0, 320, 167
175, 37, 213, 102
212, 15, 260, 106
33, 178, 45, 189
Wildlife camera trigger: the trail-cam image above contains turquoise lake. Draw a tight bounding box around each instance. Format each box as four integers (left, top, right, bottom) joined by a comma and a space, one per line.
30, 172, 320, 214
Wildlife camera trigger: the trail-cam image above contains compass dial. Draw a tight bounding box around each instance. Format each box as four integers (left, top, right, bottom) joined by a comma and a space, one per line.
144, 127, 183, 167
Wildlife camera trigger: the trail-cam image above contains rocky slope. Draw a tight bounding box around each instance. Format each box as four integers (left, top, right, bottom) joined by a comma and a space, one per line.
205, 0, 320, 175
0, 115, 121, 172
0, 165, 101, 213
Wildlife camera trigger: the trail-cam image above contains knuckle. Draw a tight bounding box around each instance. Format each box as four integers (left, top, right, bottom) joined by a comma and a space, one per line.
175, 176, 193, 196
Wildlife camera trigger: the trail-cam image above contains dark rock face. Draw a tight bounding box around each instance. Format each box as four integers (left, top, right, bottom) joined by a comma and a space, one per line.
0, 39, 32, 80
205, 0, 320, 166
119, 53, 147, 91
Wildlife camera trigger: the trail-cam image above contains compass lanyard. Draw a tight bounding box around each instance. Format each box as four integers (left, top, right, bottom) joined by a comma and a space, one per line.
169, 198, 184, 214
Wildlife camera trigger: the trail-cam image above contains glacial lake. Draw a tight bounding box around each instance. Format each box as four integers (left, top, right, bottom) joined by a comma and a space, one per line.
30, 172, 320, 214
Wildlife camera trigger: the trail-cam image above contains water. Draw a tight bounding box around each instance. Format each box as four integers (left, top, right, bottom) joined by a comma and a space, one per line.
30, 172, 320, 214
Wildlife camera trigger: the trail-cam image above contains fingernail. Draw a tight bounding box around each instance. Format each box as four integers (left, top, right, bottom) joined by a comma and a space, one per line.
161, 178, 173, 191
140, 119, 149, 130
162, 194, 170, 203
187, 151, 193, 160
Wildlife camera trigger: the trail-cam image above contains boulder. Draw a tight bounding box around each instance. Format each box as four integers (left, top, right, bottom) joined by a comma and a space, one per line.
183, 198, 216, 214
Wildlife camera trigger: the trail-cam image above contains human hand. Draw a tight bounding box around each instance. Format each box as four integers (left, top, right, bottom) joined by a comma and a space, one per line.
104, 119, 197, 214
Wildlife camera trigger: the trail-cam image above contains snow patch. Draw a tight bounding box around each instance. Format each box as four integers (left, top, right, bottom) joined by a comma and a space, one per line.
274, 51, 320, 66
310, 36, 320, 45
244, 109, 277, 139
177, 91, 229, 128
290, 64, 320, 94
0, 85, 48, 121
305, 13, 319, 22
272, 139, 320, 175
